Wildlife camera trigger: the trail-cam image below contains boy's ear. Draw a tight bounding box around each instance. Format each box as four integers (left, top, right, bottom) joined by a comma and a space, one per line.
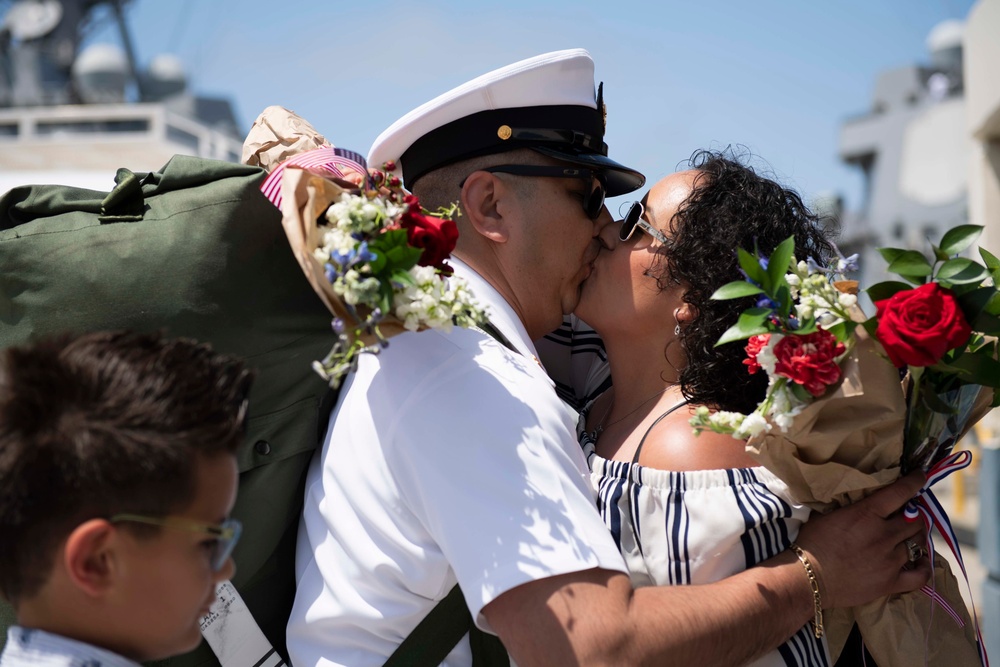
461, 171, 509, 244
63, 519, 118, 597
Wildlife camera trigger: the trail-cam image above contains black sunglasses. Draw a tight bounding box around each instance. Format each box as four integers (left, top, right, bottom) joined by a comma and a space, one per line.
462, 165, 607, 220
618, 201, 670, 244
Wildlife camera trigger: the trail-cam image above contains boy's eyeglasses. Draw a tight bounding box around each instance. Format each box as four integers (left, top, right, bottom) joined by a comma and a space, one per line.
461, 165, 607, 220
618, 201, 670, 245
110, 513, 242, 572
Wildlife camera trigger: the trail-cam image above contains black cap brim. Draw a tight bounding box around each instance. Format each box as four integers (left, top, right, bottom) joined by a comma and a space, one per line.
531, 146, 645, 197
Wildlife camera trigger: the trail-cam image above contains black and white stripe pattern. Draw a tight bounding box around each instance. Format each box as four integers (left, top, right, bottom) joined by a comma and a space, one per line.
582, 431, 830, 667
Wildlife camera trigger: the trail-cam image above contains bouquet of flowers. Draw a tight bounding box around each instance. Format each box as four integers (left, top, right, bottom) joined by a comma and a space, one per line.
245, 106, 486, 388
689, 226, 999, 666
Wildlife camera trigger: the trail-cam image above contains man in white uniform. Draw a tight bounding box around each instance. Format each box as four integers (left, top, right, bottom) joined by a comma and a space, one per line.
287, 49, 929, 667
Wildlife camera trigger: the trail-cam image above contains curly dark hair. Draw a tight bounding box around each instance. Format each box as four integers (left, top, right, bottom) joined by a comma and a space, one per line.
653, 149, 835, 414
0, 330, 253, 604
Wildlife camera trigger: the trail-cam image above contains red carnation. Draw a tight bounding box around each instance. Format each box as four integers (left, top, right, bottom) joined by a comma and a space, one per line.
743, 334, 771, 375
773, 329, 846, 397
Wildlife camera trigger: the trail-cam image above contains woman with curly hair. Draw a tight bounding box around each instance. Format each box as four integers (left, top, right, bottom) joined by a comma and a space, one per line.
573, 150, 837, 667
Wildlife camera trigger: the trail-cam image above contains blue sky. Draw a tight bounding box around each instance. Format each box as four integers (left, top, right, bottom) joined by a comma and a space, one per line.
90, 0, 976, 214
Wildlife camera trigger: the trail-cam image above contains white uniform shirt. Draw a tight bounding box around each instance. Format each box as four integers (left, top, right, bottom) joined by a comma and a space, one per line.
286, 260, 627, 667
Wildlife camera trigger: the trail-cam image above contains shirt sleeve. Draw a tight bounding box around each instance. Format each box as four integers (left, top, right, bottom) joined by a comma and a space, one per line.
381, 340, 626, 629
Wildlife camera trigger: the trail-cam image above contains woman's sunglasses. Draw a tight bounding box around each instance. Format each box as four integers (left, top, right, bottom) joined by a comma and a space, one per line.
618, 201, 670, 244
466, 165, 607, 220
111, 513, 243, 572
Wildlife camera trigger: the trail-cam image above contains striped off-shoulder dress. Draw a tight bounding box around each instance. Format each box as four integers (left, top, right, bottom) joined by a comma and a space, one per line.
580, 404, 831, 667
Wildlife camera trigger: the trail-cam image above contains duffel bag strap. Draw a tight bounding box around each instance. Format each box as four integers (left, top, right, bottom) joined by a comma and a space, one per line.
99, 168, 145, 223
383, 584, 507, 667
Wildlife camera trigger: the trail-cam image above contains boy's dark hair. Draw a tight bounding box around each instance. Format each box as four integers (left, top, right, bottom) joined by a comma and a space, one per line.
0, 330, 253, 605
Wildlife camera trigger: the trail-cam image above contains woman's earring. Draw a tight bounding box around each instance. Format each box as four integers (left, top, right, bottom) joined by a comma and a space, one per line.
673, 308, 681, 336
674, 324, 681, 336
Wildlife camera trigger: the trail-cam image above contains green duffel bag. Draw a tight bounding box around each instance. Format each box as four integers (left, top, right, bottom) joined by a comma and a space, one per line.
0, 155, 335, 667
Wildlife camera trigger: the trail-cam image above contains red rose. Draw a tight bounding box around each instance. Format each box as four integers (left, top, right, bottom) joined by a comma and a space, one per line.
874, 282, 972, 368
398, 209, 459, 272
403, 194, 421, 214
773, 329, 846, 397
743, 334, 770, 375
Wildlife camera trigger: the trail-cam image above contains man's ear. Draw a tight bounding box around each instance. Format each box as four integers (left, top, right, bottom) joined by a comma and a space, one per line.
461, 171, 509, 243
63, 519, 118, 598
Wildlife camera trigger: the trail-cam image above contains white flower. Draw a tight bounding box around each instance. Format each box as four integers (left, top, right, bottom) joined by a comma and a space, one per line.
774, 411, 795, 432
838, 293, 858, 308
735, 412, 770, 438
757, 335, 780, 375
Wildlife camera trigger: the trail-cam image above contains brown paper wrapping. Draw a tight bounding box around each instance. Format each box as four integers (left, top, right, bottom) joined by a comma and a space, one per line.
242, 105, 331, 172
826, 558, 980, 666
746, 330, 906, 513
746, 329, 988, 666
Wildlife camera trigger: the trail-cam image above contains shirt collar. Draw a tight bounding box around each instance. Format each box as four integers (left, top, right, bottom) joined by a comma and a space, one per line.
449, 257, 547, 373
2, 626, 142, 667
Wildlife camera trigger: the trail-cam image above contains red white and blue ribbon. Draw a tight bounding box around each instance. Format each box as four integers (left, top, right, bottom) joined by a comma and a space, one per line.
261, 146, 369, 209
903, 450, 990, 667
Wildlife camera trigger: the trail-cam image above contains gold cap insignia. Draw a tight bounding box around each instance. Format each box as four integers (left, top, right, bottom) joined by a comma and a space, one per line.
497, 125, 512, 140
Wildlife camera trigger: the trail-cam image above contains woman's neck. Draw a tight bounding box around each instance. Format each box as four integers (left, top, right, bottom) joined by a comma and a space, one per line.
587, 328, 682, 442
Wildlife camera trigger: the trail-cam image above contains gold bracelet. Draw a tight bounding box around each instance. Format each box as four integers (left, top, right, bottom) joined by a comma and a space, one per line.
788, 542, 824, 638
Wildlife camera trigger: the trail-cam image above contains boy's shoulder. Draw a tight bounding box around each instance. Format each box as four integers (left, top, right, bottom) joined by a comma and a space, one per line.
0, 627, 140, 667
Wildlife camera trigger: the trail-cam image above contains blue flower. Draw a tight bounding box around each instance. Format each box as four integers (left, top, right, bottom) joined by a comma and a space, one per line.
356, 241, 377, 265
758, 256, 769, 271
837, 253, 860, 273
806, 256, 823, 274
756, 295, 778, 310
324, 263, 338, 283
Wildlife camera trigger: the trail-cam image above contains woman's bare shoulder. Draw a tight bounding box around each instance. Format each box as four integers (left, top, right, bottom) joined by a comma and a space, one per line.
637, 403, 758, 472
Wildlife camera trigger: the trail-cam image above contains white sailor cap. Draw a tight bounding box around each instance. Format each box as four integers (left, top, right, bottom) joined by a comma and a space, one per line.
368, 48, 645, 197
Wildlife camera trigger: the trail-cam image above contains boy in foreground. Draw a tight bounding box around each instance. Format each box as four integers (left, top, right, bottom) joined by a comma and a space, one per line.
0, 331, 253, 666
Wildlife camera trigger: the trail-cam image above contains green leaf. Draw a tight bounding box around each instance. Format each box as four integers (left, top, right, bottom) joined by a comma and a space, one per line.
789, 382, 812, 402
980, 247, 1000, 270
715, 308, 770, 346
391, 269, 416, 287
825, 320, 857, 342
766, 236, 795, 289
792, 319, 818, 335
943, 353, 1000, 388
378, 282, 394, 316
886, 251, 933, 278
957, 286, 996, 323
382, 244, 423, 272
737, 247, 767, 286
866, 280, 912, 303
877, 247, 908, 264
973, 311, 1000, 336
775, 284, 792, 318
936, 258, 989, 285
986, 292, 1000, 316
711, 281, 764, 300
862, 317, 880, 339
931, 244, 950, 263
939, 224, 983, 256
